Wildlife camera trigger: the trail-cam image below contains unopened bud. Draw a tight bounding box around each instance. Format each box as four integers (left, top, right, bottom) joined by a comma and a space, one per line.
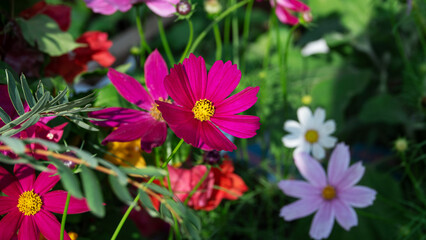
301, 95, 312, 105
204, 0, 222, 15
394, 138, 408, 153
176, 1, 192, 16
302, 12, 313, 23
203, 150, 221, 165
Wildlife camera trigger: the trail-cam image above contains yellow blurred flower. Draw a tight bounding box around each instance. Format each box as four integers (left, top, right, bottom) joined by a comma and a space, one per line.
40, 232, 78, 240
394, 138, 408, 153
105, 140, 146, 168
301, 95, 312, 105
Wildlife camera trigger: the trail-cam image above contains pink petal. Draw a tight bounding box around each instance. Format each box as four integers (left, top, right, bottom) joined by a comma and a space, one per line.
211, 114, 260, 138
0, 165, 22, 197
339, 186, 376, 208
277, 0, 310, 11
0, 196, 18, 214
101, 115, 157, 144
42, 190, 89, 214
108, 68, 154, 111
309, 202, 335, 240
106, 0, 133, 12
182, 53, 208, 101
205, 60, 241, 104
294, 152, 327, 188
157, 101, 208, 150
327, 143, 350, 186
214, 86, 259, 115
145, 49, 169, 100
278, 180, 321, 199
89, 107, 145, 127
34, 209, 71, 240
18, 216, 39, 240
14, 164, 35, 192
85, 0, 119, 15
200, 121, 236, 151
0, 210, 23, 240
139, 120, 167, 153
275, 6, 299, 25
280, 197, 322, 221
145, 0, 178, 17
164, 64, 196, 109
332, 199, 358, 231
33, 165, 60, 195
336, 162, 365, 189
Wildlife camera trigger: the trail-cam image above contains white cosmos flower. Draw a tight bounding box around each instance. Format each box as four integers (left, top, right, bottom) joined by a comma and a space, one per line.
282, 107, 337, 160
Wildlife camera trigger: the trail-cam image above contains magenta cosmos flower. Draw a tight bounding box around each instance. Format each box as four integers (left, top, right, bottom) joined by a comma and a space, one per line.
156, 54, 260, 151
279, 143, 376, 239
270, 0, 311, 25
0, 164, 89, 240
84, 0, 179, 17
89, 50, 169, 153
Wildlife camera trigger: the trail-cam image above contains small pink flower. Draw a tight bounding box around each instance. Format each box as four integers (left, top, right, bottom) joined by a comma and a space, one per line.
0, 164, 89, 239
89, 49, 169, 153
279, 143, 376, 239
157, 54, 260, 151
270, 0, 311, 25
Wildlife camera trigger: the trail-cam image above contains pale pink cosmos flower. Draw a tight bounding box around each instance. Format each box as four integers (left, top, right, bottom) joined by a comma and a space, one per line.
0, 164, 89, 240
279, 143, 376, 239
270, 0, 311, 25
84, 0, 179, 17
156, 54, 260, 152
89, 50, 169, 153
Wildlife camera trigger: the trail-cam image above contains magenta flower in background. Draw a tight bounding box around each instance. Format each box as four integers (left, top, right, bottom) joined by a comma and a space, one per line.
279, 143, 376, 239
270, 0, 311, 25
84, 0, 179, 17
89, 49, 169, 153
0, 164, 89, 239
157, 54, 260, 152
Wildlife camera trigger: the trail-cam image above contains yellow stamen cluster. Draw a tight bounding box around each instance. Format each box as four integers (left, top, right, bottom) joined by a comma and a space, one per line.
17, 190, 42, 216
192, 99, 215, 121
150, 98, 171, 121
305, 129, 319, 143
322, 185, 336, 200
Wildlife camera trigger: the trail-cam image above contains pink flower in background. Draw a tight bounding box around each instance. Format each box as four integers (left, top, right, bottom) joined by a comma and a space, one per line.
270, 0, 311, 25
279, 143, 376, 239
89, 50, 169, 153
84, 0, 179, 17
0, 164, 89, 240
157, 54, 260, 152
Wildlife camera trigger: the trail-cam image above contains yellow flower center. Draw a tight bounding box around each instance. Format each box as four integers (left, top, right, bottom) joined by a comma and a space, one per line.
322, 185, 336, 200
150, 98, 171, 121
305, 129, 319, 143
17, 190, 42, 216
192, 99, 215, 121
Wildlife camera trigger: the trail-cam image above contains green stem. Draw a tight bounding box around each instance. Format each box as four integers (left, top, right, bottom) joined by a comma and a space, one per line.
158, 18, 175, 66
189, 0, 250, 54
263, 12, 275, 70
184, 166, 211, 205
111, 193, 141, 240
179, 20, 194, 63
213, 24, 223, 60
135, 6, 152, 55
281, 23, 298, 108
400, 152, 425, 202
241, 0, 254, 71
231, 0, 239, 65
60, 192, 71, 240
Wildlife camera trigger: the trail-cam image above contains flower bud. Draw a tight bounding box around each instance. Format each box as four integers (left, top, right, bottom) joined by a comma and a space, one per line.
176, 1, 192, 16
301, 95, 312, 105
203, 150, 222, 165
204, 0, 222, 15
394, 138, 408, 153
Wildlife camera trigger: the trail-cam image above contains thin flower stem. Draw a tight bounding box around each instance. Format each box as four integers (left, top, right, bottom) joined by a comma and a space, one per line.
189, 0, 250, 54
213, 24, 223, 60
157, 18, 175, 66
400, 152, 425, 202
241, 0, 254, 71
231, 0, 239, 65
179, 19, 194, 63
60, 192, 71, 240
184, 166, 211, 205
263, 12, 274, 70
110, 193, 141, 240
281, 24, 298, 108
135, 6, 152, 61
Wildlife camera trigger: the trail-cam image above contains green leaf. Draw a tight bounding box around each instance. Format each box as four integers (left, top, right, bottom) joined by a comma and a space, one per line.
97, 159, 128, 185
0, 136, 26, 154
119, 166, 167, 178
69, 146, 98, 167
108, 175, 133, 205
2, 114, 41, 137
81, 165, 105, 217
48, 86, 68, 106
16, 15, 82, 56
24, 139, 65, 152
143, 183, 174, 197
138, 189, 157, 213
359, 94, 407, 124
35, 81, 45, 101
0, 107, 11, 124
6, 69, 24, 115
48, 156, 83, 199
68, 118, 99, 132
20, 74, 36, 109
159, 203, 173, 221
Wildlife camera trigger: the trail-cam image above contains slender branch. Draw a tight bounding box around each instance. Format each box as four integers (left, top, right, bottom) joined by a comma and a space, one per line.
111, 193, 140, 240
60, 192, 71, 240
184, 166, 211, 205
157, 18, 175, 66
213, 24, 223, 60
179, 20, 194, 63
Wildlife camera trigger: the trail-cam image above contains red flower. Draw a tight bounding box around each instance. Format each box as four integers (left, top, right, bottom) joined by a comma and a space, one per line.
20, 0, 71, 31
45, 31, 115, 83
166, 159, 248, 211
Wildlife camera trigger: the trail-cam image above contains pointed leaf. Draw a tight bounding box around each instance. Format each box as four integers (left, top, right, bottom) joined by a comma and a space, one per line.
0, 136, 26, 154
0, 107, 11, 124
20, 74, 36, 109
6, 69, 24, 115
48, 156, 83, 199
119, 166, 167, 178
81, 165, 105, 217
108, 175, 132, 205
